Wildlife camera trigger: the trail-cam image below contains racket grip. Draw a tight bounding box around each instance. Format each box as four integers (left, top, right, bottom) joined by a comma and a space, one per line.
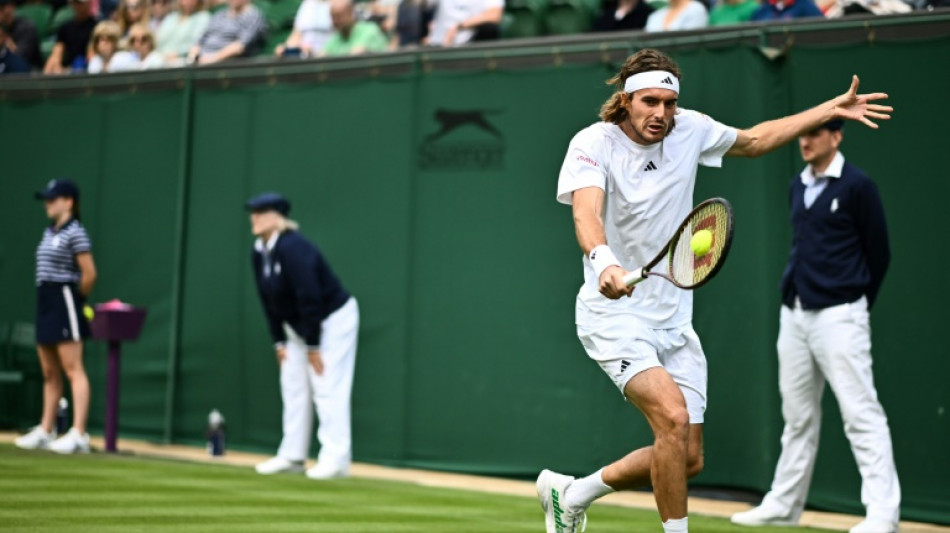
623, 268, 646, 287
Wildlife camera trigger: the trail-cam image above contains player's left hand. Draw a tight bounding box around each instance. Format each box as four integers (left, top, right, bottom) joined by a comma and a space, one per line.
833, 75, 893, 129
308, 349, 324, 376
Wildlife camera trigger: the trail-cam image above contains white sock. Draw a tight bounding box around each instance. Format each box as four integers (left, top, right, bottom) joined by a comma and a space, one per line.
662, 517, 688, 533
564, 468, 615, 511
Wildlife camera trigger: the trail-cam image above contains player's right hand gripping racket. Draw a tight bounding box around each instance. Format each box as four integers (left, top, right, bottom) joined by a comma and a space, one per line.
622, 197, 735, 289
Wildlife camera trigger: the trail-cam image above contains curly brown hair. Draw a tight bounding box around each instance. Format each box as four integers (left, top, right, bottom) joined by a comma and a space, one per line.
599, 49, 682, 124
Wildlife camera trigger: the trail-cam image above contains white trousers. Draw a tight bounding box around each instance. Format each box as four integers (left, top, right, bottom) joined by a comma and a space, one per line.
761, 297, 900, 524
276, 297, 359, 470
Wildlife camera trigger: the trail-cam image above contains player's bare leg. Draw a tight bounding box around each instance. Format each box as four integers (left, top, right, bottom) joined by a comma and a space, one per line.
622, 367, 692, 522
602, 424, 704, 489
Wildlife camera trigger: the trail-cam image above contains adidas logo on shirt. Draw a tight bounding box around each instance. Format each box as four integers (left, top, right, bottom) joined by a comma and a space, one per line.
661, 77, 673, 85
644, 161, 658, 171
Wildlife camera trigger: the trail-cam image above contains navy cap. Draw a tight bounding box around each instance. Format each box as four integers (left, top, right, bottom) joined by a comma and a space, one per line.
817, 119, 845, 132
245, 192, 291, 215
35, 179, 80, 201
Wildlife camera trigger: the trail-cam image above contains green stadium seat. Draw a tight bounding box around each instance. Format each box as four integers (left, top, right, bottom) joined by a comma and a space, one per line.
46, 6, 74, 38
261, 27, 292, 55
647, 0, 668, 8
573, 0, 601, 16
0, 322, 40, 431
265, 0, 302, 30
501, 10, 544, 38
544, 2, 591, 35
501, 0, 547, 39
17, 3, 53, 38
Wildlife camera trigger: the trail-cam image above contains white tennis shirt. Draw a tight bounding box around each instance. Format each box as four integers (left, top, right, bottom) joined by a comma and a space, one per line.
556, 109, 737, 328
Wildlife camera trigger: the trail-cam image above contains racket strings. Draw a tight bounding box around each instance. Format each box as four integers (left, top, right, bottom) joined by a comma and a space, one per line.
667, 202, 730, 287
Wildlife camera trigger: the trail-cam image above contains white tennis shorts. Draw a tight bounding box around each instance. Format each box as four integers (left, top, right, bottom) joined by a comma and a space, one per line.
577, 316, 708, 424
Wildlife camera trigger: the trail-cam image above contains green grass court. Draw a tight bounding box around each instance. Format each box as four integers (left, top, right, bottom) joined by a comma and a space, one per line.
0, 444, 832, 533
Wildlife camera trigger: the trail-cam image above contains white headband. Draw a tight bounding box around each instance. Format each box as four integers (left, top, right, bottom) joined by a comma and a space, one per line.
624, 71, 680, 95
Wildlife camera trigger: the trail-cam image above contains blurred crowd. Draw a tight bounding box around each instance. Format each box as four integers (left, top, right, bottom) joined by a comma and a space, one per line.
0, 0, 946, 75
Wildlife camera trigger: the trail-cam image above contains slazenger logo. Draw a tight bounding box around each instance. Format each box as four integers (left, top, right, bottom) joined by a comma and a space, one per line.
576, 155, 598, 167
418, 108, 505, 171
552, 489, 568, 532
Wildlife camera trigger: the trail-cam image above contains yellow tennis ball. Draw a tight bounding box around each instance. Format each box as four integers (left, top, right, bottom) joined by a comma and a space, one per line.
690, 229, 713, 257
83, 305, 95, 321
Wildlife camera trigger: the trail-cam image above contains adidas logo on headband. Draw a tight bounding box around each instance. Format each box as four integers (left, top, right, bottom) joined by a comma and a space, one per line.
624, 71, 681, 95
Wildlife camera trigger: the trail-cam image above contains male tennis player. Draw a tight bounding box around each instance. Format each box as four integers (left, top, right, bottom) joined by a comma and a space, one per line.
538, 48, 891, 533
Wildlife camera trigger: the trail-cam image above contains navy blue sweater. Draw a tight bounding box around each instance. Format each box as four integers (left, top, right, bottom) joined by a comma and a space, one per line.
780, 161, 890, 310
252, 231, 350, 347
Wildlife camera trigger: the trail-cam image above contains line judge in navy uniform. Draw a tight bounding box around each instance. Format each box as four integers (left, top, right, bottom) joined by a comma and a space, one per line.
15, 180, 98, 454
732, 120, 900, 533
247, 193, 359, 479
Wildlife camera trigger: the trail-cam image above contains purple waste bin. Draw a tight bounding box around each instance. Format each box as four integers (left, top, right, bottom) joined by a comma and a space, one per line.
90, 300, 147, 453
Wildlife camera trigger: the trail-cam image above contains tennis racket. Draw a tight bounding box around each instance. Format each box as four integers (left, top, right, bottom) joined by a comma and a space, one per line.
622, 197, 735, 289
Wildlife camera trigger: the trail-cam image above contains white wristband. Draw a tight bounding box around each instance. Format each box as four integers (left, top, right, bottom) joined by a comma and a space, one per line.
589, 245, 621, 278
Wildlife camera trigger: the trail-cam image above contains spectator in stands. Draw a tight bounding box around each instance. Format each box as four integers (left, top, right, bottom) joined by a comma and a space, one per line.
0, 22, 30, 74
87, 20, 139, 72
709, 0, 758, 25
155, 0, 210, 65
115, 0, 151, 45
44, 0, 98, 74
592, 0, 655, 32
426, 0, 503, 46
128, 23, 164, 67
751, 0, 824, 21
390, 0, 425, 49
322, 0, 387, 55
188, 0, 267, 64
0, 0, 41, 70
645, 0, 708, 31
824, 0, 910, 17
273, 0, 333, 58
149, 0, 173, 30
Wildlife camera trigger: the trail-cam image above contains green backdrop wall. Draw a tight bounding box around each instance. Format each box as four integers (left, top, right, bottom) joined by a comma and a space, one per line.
1, 18, 948, 524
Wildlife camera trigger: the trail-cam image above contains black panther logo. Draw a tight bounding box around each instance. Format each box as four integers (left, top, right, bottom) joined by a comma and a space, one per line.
425, 109, 504, 142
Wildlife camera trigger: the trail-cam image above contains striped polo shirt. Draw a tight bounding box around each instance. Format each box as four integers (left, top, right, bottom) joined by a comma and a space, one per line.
35, 219, 92, 285
198, 4, 267, 56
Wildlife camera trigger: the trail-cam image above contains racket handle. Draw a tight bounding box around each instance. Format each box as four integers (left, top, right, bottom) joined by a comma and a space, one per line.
623, 268, 646, 287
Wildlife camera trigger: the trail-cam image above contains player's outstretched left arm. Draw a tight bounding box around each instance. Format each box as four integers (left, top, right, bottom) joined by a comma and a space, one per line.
727, 75, 893, 158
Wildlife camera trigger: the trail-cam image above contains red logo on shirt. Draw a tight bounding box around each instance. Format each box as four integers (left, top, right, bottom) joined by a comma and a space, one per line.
577, 155, 599, 167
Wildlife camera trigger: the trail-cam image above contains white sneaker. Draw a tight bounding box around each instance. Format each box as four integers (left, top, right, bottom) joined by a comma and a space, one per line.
48, 428, 90, 454
850, 519, 898, 533
537, 469, 587, 533
14, 426, 56, 450
731, 505, 798, 527
254, 456, 305, 475
305, 463, 349, 480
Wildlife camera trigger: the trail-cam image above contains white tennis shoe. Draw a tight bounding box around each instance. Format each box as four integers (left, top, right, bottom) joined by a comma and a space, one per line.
850, 519, 898, 533
537, 469, 587, 533
730, 505, 798, 527
14, 426, 56, 450
305, 463, 349, 480
254, 456, 305, 475
48, 428, 90, 454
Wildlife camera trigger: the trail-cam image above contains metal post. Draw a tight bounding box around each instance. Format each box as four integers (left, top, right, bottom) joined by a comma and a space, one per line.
105, 340, 121, 452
